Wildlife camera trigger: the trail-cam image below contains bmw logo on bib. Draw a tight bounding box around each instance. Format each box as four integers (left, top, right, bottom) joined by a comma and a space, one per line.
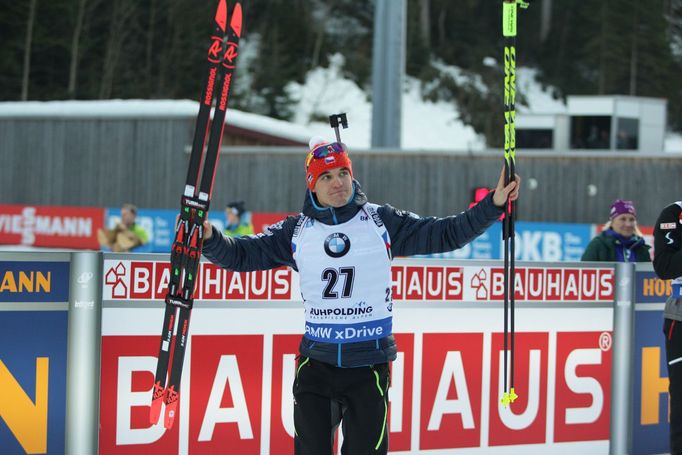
324, 233, 351, 258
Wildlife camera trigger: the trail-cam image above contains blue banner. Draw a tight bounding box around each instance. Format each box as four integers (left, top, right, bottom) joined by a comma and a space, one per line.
0, 311, 67, 455
632, 310, 669, 454
636, 270, 672, 304
633, 270, 670, 454
420, 221, 593, 261
0, 261, 69, 302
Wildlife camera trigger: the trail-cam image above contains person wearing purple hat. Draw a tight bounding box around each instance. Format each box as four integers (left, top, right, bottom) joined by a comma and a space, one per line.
654, 201, 682, 454
581, 199, 651, 262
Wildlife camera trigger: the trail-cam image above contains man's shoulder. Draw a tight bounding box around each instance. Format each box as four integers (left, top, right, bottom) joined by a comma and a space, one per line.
261, 214, 303, 236
655, 203, 682, 233
131, 224, 148, 241
374, 203, 420, 220
660, 202, 682, 218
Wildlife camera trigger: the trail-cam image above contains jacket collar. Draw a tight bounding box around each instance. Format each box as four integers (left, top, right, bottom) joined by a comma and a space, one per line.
302, 180, 367, 225
603, 228, 645, 248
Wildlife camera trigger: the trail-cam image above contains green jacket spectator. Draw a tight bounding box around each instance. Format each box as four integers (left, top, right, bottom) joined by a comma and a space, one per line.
581, 199, 651, 262
224, 200, 255, 238
581, 230, 651, 262
97, 203, 149, 252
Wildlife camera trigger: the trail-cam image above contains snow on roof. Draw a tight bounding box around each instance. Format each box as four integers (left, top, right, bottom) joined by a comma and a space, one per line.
0, 99, 199, 118
0, 99, 314, 144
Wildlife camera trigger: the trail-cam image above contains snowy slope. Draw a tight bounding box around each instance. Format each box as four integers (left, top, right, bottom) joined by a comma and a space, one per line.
286, 54, 566, 151
287, 55, 682, 153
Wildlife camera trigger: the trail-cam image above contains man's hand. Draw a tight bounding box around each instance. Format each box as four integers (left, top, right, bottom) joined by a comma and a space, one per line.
203, 220, 213, 241
492, 165, 521, 208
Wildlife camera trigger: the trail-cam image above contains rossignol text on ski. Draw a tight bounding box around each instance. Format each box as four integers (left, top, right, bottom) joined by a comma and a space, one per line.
149, 0, 243, 430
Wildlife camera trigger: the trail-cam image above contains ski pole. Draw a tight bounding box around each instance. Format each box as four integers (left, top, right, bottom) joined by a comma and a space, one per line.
500, 0, 529, 408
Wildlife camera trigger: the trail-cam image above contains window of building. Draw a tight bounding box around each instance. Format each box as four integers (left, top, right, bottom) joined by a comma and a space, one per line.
517, 128, 553, 149
616, 117, 638, 150
570, 115, 611, 149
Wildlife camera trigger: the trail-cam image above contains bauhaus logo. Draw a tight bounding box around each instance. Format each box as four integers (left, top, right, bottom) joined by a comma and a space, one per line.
102, 260, 292, 301
391, 265, 614, 302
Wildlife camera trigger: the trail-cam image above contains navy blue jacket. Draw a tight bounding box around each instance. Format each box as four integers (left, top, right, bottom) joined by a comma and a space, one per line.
202, 181, 504, 366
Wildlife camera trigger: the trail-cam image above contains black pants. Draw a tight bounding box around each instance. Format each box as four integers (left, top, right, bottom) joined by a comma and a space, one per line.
293, 357, 390, 455
665, 318, 682, 454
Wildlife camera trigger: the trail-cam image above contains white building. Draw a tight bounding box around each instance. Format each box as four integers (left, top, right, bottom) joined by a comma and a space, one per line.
516, 95, 667, 153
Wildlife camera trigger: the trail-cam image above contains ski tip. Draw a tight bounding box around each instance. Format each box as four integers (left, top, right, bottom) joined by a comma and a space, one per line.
149, 382, 166, 424
215, 0, 228, 32
150, 397, 163, 425
230, 2, 243, 38
164, 401, 179, 429
163, 385, 180, 429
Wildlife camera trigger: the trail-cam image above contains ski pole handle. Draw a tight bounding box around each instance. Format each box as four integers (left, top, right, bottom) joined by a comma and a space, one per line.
329, 113, 348, 143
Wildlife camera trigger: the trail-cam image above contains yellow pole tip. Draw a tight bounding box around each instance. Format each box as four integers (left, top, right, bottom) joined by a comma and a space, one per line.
500, 392, 511, 407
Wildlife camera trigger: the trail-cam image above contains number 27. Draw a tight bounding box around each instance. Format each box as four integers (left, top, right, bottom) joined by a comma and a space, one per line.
321, 267, 355, 298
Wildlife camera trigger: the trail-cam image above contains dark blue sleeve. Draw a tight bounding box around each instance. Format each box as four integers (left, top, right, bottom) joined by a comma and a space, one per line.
378, 192, 504, 257
201, 215, 299, 272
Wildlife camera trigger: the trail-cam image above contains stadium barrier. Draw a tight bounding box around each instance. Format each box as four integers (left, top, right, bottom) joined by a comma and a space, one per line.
0, 252, 668, 454
2, 203, 658, 263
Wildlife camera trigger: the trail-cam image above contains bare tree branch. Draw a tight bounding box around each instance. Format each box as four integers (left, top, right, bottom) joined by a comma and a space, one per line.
21, 0, 38, 100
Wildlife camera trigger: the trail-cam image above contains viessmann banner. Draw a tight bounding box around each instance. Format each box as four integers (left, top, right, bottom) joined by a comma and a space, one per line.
0, 204, 104, 249
100, 259, 614, 454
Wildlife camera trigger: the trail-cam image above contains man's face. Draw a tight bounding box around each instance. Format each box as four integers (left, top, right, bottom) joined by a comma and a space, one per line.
313, 167, 353, 208
121, 208, 135, 227
226, 209, 239, 226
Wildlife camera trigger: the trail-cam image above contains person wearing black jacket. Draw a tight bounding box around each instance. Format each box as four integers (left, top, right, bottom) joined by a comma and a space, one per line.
654, 202, 682, 454
201, 137, 520, 455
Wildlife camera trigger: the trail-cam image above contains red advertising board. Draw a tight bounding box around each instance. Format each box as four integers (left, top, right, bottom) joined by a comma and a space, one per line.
103, 260, 613, 304
0, 204, 104, 249
99, 328, 612, 454
100, 258, 613, 453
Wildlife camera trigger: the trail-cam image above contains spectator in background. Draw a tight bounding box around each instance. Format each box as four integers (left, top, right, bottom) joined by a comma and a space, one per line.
97, 203, 149, 252
581, 199, 650, 262
224, 200, 255, 238
653, 201, 682, 454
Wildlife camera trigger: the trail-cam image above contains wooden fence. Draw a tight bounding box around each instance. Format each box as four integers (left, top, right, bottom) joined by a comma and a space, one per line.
1, 116, 680, 225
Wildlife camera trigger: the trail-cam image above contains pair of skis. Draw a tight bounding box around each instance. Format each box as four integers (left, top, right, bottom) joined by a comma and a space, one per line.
500, 0, 529, 408
150, 0, 243, 429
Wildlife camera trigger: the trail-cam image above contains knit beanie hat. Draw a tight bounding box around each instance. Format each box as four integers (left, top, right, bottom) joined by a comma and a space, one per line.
304, 136, 353, 191
609, 199, 636, 220
226, 201, 246, 217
